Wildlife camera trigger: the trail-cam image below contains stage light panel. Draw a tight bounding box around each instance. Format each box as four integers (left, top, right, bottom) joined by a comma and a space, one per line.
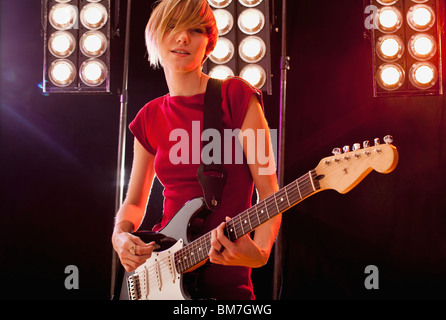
407, 4, 435, 31
214, 9, 234, 35
43, 0, 111, 94
369, 0, 442, 96
238, 8, 265, 34
205, 0, 271, 93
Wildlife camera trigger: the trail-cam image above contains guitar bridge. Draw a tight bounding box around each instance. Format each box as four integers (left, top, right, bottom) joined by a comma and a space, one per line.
128, 274, 141, 300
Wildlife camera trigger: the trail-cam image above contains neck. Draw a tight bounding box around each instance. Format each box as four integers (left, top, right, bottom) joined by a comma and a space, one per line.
164, 68, 209, 97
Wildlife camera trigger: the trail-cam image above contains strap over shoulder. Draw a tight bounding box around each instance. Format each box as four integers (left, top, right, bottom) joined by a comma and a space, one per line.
197, 78, 227, 211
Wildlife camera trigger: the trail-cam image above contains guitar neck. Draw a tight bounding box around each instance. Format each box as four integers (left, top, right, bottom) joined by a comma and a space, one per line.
174, 170, 321, 274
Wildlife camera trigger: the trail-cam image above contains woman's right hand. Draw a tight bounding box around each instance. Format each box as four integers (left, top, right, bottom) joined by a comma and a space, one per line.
112, 232, 156, 272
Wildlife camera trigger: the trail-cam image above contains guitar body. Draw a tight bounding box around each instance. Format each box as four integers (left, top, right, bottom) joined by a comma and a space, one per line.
118, 197, 209, 300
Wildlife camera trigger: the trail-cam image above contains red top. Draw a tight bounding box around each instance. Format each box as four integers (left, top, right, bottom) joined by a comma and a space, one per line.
129, 77, 263, 300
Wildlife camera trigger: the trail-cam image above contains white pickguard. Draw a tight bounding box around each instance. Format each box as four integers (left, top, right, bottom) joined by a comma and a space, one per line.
127, 239, 189, 300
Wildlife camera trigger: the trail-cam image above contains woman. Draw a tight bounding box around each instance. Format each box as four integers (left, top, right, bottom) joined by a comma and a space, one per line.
112, 0, 281, 300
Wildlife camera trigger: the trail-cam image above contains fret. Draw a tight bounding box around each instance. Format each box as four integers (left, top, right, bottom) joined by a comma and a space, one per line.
226, 220, 237, 242
255, 205, 261, 226
263, 201, 270, 220
246, 209, 253, 230
308, 170, 316, 191
284, 185, 291, 207
296, 178, 302, 199
239, 213, 244, 235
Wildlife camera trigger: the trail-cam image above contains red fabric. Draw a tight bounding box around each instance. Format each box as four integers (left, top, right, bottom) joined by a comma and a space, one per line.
129, 77, 263, 299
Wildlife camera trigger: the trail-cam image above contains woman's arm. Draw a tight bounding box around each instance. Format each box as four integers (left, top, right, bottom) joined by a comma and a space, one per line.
112, 138, 158, 272
209, 95, 282, 268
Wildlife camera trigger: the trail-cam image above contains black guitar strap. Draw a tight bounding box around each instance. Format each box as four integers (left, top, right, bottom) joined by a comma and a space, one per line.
196, 78, 227, 211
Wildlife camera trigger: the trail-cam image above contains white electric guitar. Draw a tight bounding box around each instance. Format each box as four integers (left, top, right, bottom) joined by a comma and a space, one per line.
116, 136, 399, 300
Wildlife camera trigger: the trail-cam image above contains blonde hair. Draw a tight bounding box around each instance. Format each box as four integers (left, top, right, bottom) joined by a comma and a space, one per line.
145, 0, 218, 68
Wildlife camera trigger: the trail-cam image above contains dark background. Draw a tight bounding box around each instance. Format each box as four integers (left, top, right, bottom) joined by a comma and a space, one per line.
1, 0, 445, 300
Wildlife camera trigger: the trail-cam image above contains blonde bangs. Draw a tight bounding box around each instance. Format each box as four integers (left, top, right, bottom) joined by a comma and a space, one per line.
145, 0, 218, 68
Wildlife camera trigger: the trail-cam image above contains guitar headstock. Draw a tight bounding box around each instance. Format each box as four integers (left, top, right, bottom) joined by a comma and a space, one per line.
315, 135, 399, 194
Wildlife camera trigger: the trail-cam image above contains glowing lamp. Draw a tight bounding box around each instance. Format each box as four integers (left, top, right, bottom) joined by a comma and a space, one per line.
239, 36, 266, 63
407, 4, 435, 31
48, 31, 76, 58
238, 8, 265, 34
48, 59, 76, 87
80, 31, 107, 58
80, 59, 107, 86
376, 63, 405, 90
209, 37, 234, 64
49, 3, 77, 30
240, 64, 266, 88
409, 62, 438, 89
80, 3, 108, 30
209, 65, 235, 79
376, 35, 404, 61
376, 7, 403, 33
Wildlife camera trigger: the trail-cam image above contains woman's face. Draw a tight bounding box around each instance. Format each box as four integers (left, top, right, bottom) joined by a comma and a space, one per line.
159, 25, 209, 74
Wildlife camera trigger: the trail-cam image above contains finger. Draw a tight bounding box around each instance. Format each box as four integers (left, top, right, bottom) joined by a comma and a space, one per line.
215, 221, 234, 251
210, 229, 222, 251
137, 241, 157, 256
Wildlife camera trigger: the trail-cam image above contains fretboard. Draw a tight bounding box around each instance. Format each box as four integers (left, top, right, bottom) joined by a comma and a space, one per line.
174, 170, 320, 274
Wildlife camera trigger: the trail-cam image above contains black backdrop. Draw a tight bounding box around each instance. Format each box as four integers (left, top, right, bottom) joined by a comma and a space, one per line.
1, 0, 445, 300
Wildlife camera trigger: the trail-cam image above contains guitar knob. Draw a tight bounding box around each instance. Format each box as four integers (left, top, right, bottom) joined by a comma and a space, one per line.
343, 145, 350, 153
332, 147, 342, 155
353, 143, 361, 151
384, 135, 394, 144
374, 138, 380, 146
363, 140, 370, 148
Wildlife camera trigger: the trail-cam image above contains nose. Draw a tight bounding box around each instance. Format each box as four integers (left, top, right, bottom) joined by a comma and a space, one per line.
176, 30, 189, 45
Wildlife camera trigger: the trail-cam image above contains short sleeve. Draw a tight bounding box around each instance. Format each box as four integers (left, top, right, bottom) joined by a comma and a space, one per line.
129, 102, 157, 155
222, 77, 264, 130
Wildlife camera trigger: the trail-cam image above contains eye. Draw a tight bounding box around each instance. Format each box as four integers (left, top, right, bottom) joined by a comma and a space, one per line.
191, 28, 205, 34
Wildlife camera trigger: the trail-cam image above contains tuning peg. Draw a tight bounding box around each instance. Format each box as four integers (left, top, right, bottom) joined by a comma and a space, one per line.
363, 140, 370, 148
343, 145, 350, 153
374, 138, 380, 146
353, 143, 361, 151
384, 135, 394, 144
332, 147, 341, 155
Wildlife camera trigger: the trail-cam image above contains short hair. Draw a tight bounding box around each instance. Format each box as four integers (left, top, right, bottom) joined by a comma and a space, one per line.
145, 0, 218, 69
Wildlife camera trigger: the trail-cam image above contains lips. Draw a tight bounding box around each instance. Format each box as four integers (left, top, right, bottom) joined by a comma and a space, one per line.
171, 48, 190, 55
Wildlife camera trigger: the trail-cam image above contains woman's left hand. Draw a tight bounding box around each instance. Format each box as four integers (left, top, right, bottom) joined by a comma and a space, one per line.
208, 217, 270, 268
